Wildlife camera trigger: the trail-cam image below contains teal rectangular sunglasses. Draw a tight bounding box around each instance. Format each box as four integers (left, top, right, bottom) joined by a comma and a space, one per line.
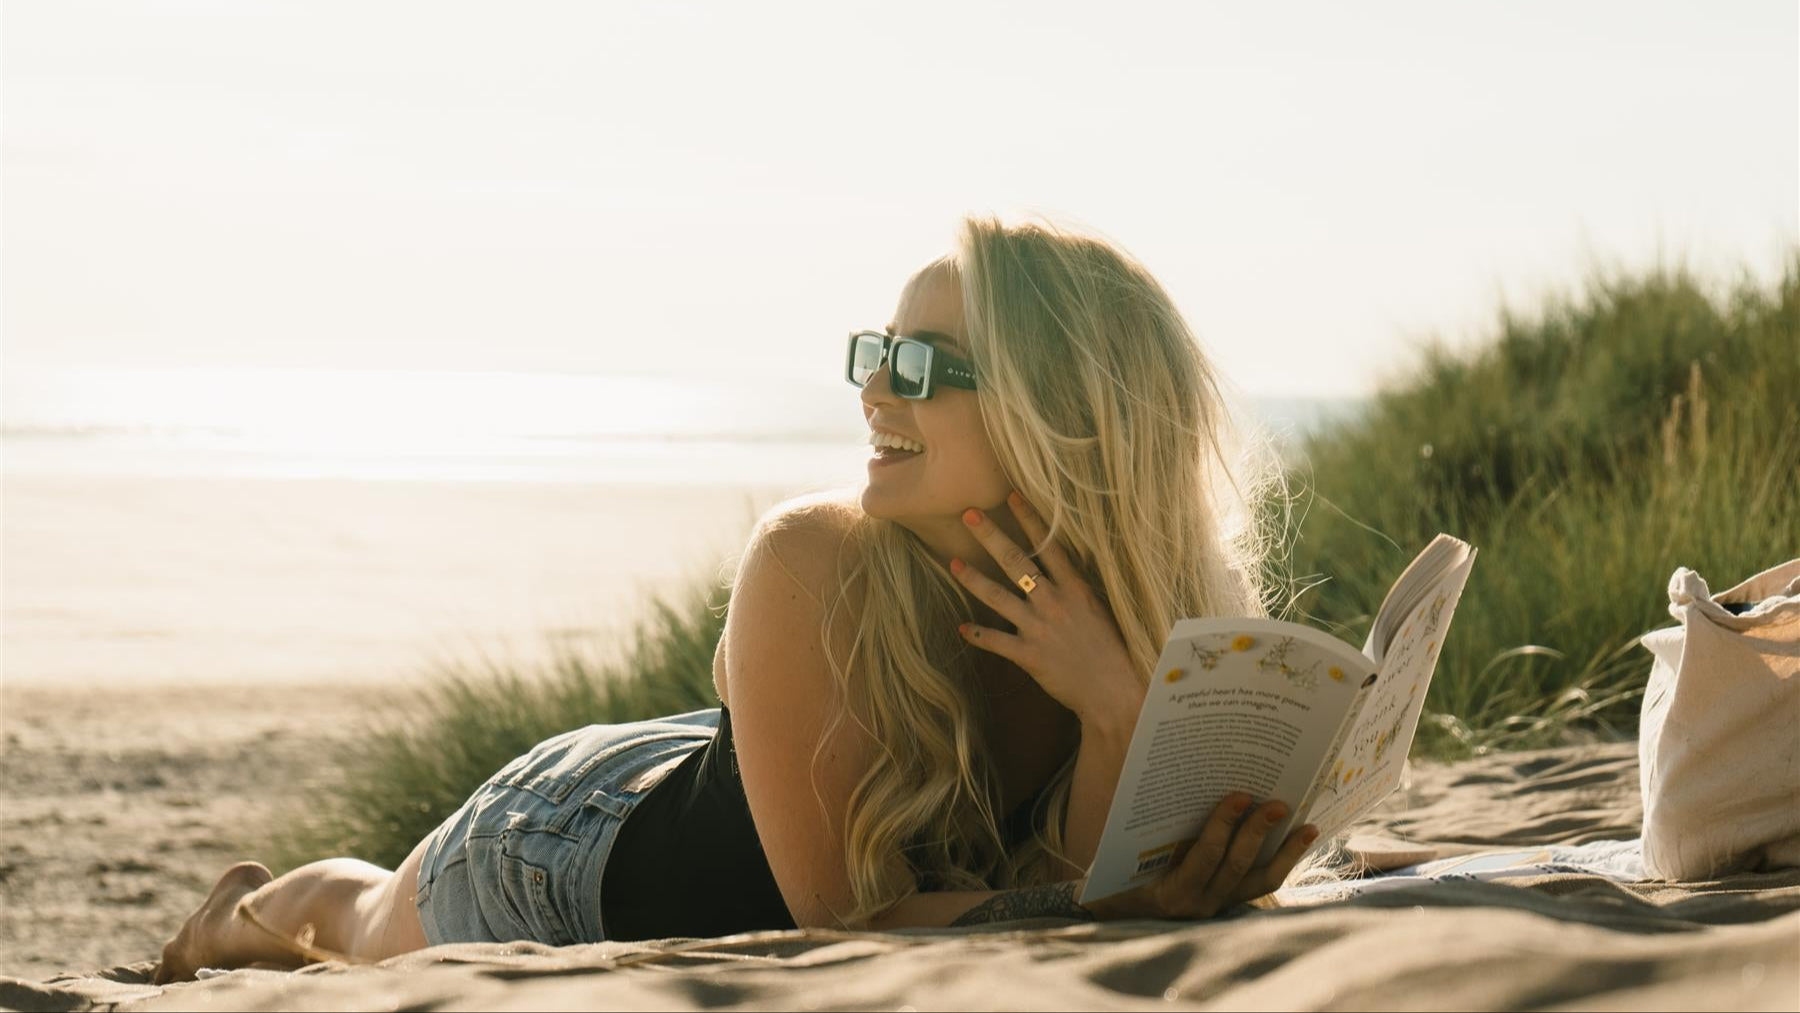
845, 330, 979, 400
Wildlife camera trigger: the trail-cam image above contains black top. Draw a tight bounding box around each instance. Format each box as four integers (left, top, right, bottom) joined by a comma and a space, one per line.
600, 704, 1048, 940
601, 705, 794, 940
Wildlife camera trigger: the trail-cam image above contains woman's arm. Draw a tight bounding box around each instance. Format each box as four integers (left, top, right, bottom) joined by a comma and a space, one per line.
868, 790, 1316, 930
1057, 702, 1142, 876
943, 494, 1151, 877
725, 499, 884, 930
868, 881, 1094, 929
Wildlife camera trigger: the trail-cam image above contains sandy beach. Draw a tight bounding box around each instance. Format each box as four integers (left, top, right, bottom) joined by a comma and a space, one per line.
4, 681, 1797, 1011
0, 683, 408, 980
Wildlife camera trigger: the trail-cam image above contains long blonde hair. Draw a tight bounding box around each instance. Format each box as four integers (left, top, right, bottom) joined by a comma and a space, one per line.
809, 213, 1280, 926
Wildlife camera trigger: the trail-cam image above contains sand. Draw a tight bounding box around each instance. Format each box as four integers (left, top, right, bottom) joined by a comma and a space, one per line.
0, 683, 404, 980
3, 685, 1797, 1011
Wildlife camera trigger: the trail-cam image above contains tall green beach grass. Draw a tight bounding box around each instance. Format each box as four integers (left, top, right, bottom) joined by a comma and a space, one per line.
270, 255, 1798, 872
1275, 255, 1797, 758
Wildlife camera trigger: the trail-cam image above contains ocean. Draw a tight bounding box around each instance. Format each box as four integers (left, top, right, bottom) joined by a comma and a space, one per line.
1, 367, 1355, 688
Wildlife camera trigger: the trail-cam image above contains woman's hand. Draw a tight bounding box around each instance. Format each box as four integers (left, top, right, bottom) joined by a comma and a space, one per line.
952, 490, 1143, 726
1081, 794, 1318, 921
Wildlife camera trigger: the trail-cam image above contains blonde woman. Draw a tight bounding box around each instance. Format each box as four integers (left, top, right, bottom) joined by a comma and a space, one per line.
154, 214, 1319, 981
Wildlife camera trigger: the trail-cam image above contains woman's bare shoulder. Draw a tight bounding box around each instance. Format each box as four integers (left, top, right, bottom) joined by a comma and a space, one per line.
749, 489, 865, 586
756, 487, 863, 537
715, 487, 865, 707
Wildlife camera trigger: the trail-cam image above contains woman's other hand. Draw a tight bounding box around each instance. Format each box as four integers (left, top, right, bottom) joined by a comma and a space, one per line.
952, 489, 1143, 727
1080, 794, 1318, 921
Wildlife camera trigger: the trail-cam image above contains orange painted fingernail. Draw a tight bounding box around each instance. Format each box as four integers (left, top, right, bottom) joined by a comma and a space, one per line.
963, 508, 982, 526
950, 558, 965, 575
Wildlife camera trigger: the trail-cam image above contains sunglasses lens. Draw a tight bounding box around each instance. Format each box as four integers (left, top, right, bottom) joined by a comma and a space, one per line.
850, 333, 886, 386
890, 341, 929, 398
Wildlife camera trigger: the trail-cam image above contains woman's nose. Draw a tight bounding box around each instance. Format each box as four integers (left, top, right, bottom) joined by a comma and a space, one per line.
859, 360, 897, 406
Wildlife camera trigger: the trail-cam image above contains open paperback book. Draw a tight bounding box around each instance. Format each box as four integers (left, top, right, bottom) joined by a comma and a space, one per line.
1079, 533, 1478, 904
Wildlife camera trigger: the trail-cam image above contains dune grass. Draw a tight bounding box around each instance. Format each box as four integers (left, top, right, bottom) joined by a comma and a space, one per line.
271, 254, 1798, 871
1271, 255, 1798, 759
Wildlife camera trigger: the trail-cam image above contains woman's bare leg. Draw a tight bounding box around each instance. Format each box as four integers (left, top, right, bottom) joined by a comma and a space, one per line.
154, 835, 433, 984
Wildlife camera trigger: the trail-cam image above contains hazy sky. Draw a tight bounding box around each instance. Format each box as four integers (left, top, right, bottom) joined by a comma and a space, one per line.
5, 1, 1795, 397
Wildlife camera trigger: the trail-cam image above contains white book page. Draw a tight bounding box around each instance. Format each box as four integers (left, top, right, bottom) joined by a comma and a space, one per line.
1079, 617, 1372, 904
1367, 534, 1472, 664
1301, 552, 1477, 841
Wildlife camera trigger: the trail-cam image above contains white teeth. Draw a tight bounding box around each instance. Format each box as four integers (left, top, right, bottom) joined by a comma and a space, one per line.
868, 431, 925, 453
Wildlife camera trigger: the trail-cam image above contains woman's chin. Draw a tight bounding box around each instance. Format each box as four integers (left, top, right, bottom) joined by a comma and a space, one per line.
858, 486, 927, 528
858, 485, 896, 520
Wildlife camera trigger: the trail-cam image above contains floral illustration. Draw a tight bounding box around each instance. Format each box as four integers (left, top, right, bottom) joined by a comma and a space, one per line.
1255, 636, 1321, 691
1373, 712, 1406, 764
1187, 641, 1225, 671
1256, 637, 1295, 674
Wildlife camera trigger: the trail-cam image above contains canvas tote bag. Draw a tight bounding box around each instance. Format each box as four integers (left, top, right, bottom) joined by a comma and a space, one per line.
1638, 558, 1800, 880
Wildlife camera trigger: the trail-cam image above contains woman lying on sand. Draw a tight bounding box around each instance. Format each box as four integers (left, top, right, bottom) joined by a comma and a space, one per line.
154, 214, 1321, 982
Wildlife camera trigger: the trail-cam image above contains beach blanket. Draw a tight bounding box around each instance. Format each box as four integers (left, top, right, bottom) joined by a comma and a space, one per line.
6, 741, 1798, 1012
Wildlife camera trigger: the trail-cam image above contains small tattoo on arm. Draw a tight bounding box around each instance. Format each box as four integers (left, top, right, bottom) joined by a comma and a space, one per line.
949, 881, 1096, 927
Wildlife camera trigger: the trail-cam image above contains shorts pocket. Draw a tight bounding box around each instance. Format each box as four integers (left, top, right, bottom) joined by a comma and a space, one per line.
497, 848, 572, 946
467, 831, 575, 946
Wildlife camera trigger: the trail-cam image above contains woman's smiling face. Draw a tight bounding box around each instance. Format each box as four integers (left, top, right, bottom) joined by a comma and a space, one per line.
859, 261, 1014, 537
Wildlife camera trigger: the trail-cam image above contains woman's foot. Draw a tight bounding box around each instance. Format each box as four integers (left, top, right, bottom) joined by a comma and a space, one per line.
153, 861, 279, 984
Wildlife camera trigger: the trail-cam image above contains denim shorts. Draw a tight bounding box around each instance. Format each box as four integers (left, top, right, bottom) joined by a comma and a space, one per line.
413, 708, 721, 946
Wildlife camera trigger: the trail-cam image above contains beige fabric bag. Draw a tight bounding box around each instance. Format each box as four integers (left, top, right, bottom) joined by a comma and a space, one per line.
1638, 558, 1800, 880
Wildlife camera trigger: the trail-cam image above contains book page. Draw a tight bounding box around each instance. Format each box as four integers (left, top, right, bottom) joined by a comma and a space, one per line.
1287, 669, 1379, 833
1300, 552, 1477, 841
1080, 618, 1372, 904
1366, 534, 1473, 664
